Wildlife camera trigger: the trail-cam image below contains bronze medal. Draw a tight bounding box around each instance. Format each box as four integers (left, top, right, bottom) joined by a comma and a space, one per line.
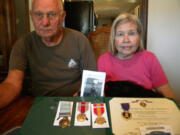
57, 102, 72, 128
77, 102, 89, 122
95, 116, 106, 125
77, 113, 87, 122
140, 101, 146, 107
93, 104, 106, 125
59, 116, 70, 128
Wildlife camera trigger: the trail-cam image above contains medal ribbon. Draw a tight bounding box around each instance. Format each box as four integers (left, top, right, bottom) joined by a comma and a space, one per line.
121, 103, 130, 111
59, 102, 71, 116
78, 102, 89, 113
93, 104, 104, 116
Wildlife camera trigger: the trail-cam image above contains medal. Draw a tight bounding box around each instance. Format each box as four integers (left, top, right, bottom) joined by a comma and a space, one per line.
93, 104, 106, 125
77, 102, 88, 122
132, 99, 152, 107
140, 101, 147, 107
58, 102, 72, 127
59, 116, 70, 128
77, 113, 87, 122
95, 116, 106, 124
121, 103, 132, 120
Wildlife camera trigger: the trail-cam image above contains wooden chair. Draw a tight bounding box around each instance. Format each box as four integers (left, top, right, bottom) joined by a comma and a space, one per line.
88, 26, 111, 61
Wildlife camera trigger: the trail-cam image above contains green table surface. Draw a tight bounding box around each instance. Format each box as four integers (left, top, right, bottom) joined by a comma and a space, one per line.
19, 97, 114, 135
19, 97, 180, 135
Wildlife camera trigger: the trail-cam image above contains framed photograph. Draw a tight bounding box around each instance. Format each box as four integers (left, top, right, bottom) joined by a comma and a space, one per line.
80, 70, 106, 97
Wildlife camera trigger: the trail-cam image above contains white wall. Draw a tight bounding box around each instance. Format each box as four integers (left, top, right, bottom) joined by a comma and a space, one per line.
28, 0, 35, 31
147, 0, 180, 99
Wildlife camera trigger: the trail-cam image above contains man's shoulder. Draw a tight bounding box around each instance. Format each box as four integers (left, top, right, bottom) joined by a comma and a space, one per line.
24, 31, 38, 40
64, 28, 86, 39
13, 31, 39, 49
16, 31, 37, 43
64, 27, 81, 34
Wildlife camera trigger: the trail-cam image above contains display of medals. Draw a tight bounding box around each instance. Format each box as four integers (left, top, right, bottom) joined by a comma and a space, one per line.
91, 103, 109, 128
121, 103, 132, 120
54, 101, 110, 128
53, 101, 73, 127
74, 102, 91, 126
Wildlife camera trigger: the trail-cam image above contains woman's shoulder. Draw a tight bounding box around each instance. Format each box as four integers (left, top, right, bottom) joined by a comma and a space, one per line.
138, 50, 159, 66
98, 52, 113, 60
138, 50, 157, 59
97, 52, 112, 64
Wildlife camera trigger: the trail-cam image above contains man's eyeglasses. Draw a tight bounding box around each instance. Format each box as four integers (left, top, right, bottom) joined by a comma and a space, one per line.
31, 11, 61, 21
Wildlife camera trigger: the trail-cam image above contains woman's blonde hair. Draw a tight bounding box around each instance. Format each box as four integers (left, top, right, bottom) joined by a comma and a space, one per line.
109, 13, 144, 55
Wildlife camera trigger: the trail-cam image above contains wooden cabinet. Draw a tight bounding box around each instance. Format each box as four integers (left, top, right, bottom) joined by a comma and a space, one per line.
64, 1, 95, 36
0, 0, 29, 81
0, 0, 16, 71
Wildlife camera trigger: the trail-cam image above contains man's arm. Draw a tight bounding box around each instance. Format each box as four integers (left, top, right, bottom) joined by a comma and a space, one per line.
157, 83, 177, 99
0, 70, 24, 109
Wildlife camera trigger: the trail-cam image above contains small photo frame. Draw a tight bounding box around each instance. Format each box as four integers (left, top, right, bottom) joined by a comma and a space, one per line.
80, 70, 106, 97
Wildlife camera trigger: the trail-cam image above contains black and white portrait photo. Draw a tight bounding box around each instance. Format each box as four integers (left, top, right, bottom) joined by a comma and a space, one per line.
80, 70, 106, 97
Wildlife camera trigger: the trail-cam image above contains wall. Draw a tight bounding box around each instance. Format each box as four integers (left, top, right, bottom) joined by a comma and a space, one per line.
97, 17, 113, 28
14, 0, 28, 38
28, 0, 34, 31
0, 31, 2, 66
147, 0, 180, 99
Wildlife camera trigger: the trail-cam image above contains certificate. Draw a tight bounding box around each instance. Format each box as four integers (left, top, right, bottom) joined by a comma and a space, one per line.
109, 98, 180, 135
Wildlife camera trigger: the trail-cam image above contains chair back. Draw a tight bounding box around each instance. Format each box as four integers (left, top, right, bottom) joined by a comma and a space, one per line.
88, 26, 111, 61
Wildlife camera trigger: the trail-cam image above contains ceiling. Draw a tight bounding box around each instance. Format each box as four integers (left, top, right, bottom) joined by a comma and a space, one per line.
94, 0, 141, 19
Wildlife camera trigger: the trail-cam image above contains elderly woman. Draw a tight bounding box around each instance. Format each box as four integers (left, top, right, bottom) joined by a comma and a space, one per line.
98, 13, 176, 99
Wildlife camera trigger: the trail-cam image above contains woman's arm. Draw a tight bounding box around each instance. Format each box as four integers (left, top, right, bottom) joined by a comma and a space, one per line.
156, 83, 177, 99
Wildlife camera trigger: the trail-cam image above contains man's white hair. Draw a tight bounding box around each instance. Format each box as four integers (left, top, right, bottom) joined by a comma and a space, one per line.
31, 0, 64, 11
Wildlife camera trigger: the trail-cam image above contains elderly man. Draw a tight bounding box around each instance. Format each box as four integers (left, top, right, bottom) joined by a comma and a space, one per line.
0, 0, 96, 109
